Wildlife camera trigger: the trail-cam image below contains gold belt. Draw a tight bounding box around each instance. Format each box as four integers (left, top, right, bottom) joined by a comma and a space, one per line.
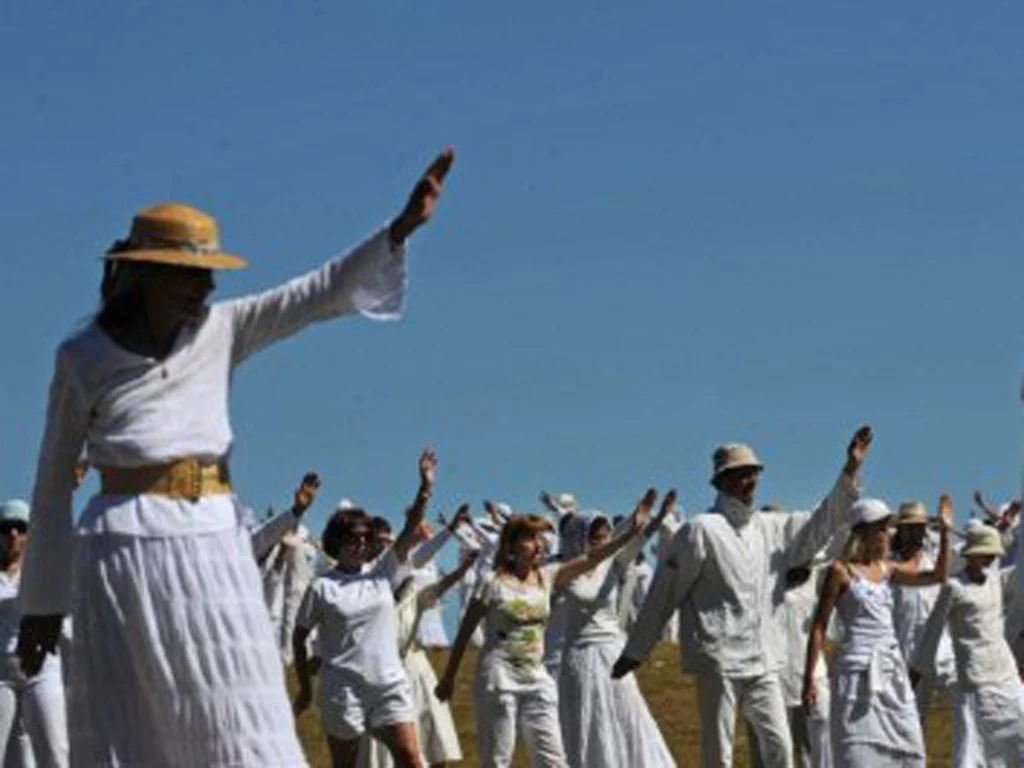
99, 458, 232, 501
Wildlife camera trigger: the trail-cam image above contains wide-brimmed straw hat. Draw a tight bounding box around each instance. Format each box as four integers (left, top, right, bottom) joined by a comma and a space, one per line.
895, 501, 928, 526
962, 525, 1004, 557
710, 444, 764, 483
105, 203, 247, 271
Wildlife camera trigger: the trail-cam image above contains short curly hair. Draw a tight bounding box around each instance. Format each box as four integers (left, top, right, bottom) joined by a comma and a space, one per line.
322, 507, 370, 559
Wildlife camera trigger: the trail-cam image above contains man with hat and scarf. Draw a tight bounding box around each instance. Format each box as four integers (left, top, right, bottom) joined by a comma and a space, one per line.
612, 425, 873, 768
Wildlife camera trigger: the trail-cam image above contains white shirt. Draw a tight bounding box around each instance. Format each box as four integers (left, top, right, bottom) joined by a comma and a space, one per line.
295, 551, 407, 688
623, 472, 858, 677
22, 227, 406, 615
914, 566, 1021, 689
891, 550, 956, 681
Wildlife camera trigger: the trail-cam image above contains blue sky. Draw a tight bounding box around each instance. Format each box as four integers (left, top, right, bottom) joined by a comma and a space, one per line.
3, 1, 1024, 578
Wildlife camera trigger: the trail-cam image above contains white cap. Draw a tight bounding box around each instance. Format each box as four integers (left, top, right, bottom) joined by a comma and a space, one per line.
850, 498, 892, 527
335, 498, 357, 512
0, 499, 29, 525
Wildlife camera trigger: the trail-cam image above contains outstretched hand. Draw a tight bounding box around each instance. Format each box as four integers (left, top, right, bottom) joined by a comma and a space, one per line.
843, 425, 873, 477
390, 147, 456, 245
293, 471, 321, 516
419, 449, 437, 490
937, 494, 954, 529
633, 488, 658, 529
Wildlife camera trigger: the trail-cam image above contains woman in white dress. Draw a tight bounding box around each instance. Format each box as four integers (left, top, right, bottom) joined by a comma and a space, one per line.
556, 494, 677, 768
15, 148, 454, 767
913, 524, 1024, 767
0, 500, 68, 767
435, 490, 659, 768
293, 450, 437, 768
804, 497, 952, 768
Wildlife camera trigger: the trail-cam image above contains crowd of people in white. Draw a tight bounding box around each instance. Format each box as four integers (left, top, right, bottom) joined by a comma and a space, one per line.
4, 147, 1024, 767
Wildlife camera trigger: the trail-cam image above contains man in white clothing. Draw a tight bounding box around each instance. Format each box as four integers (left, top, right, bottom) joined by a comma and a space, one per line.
612, 426, 872, 768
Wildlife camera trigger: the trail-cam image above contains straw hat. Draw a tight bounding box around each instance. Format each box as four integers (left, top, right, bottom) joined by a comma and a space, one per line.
850, 498, 892, 527
0, 499, 30, 525
710, 444, 763, 483
105, 203, 247, 271
962, 525, 1004, 557
895, 501, 928, 526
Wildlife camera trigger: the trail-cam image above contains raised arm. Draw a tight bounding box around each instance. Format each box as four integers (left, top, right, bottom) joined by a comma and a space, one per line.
228, 148, 454, 365
252, 471, 320, 563
910, 583, 954, 679
392, 449, 436, 564
803, 561, 846, 714
613, 489, 680, 569
17, 345, 89, 677
553, 489, 656, 590
785, 425, 872, 566
435, 597, 487, 702
412, 504, 471, 569
419, 550, 480, 610
891, 494, 953, 587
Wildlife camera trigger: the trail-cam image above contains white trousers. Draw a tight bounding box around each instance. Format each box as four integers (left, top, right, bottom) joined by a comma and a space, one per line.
697, 671, 793, 768
0, 656, 68, 768
475, 678, 567, 768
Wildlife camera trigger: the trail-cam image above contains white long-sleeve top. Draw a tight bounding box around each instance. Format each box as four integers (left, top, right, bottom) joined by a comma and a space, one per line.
891, 550, 956, 681
21, 227, 407, 615
623, 472, 858, 677
914, 566, 1021, 689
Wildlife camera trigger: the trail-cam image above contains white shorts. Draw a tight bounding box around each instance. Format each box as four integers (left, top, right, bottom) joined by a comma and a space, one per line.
320, 677, 415, 741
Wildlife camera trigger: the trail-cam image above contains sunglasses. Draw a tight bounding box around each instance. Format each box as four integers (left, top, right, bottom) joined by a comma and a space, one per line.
0, 521, 27, 536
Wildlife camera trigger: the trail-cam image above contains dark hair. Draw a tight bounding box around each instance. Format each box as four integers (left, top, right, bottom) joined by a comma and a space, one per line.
322, 508, 370, 559
493, 514, 554, 573
370, 516, 392, 535
96, 260, 151, 333
588, 517, 611, 538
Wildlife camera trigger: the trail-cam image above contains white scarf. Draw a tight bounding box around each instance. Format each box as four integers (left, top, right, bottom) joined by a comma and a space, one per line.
715, 493, 755, 527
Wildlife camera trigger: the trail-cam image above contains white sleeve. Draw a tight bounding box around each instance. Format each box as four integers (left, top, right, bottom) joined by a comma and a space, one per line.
251, 508, 298, 562
912, 583, 954, 675
227, 227, 407, 366
19, 345, 89, 616
411, 527, 453, 568
623, 521, 704, 662
784, 472, 860, 567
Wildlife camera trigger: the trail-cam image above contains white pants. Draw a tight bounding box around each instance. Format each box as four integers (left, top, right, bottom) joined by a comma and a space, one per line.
697, 671, 793, 768
962, 680, 1024, 768
0, 656, 68, 768
475, 679, 567, 768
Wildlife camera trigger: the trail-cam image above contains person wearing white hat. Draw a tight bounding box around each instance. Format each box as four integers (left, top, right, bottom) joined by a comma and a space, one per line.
889, 501, 981, 767
913, 523, 1024, 767
805, 495, 953, 768
613, 426, 873, 768
0, 500, 68, 767
16, 149, 454, 767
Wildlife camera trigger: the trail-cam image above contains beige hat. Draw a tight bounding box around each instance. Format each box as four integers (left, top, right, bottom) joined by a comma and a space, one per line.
962, 525, 1004, 557
711, 444, 764, 483
553, 492, 579, 514
105, 203, 247, 271
895, 501, 928, 526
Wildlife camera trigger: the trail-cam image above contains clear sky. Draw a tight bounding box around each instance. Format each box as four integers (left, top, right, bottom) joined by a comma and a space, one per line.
3, 2, 1024, 570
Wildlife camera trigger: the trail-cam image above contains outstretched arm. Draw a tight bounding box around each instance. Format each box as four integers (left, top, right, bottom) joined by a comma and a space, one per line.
412, 504, 472, 569
229, 148, 455, 365
435, 598, 487, 702
419, 550, 480, 610
554, 489, 656, 590
392, 449, 437, 564
892, 494, 953, 587
253, 471, 321, 563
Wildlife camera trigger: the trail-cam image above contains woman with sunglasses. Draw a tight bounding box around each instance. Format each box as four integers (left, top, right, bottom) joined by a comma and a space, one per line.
435, 489, 659, 768
0, 500, 68, 766
16, 148, 454, 767
803, 496, 952, 768
292, 450, 436, 768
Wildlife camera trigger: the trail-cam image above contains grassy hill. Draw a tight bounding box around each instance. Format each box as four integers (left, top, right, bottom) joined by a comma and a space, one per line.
292, 643, 954, 766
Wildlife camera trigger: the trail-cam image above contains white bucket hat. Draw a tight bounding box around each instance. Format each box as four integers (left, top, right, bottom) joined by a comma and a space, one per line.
553, 492, 579, 515
962, 525, 1004, 557
895, 501, 928, 526
710, 444, 764, 483
850, 498, 892, 527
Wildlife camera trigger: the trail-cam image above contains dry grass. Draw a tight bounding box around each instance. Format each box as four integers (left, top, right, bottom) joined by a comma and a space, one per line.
291, 643, 954, 766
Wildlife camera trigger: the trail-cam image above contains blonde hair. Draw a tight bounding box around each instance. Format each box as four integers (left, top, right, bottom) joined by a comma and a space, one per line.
840, 521, 890, 564
494, 514, 554, 574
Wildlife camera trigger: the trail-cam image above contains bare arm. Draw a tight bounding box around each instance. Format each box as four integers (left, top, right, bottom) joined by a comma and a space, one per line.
419, 551, 480, 610
435, 598, 487, 702
392, 449, 436, 563
803, 562, 847, 713
291, 626, 314, 714
554, 489, 656, 590
891, 494, 953, 587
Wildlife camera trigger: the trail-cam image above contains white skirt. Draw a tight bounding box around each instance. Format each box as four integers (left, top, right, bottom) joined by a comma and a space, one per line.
830, 667, 924, 768
963, 679, 1024, 767
69, 523, 306, 767
558, 639, 675, 768
415, 606, 449, 649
